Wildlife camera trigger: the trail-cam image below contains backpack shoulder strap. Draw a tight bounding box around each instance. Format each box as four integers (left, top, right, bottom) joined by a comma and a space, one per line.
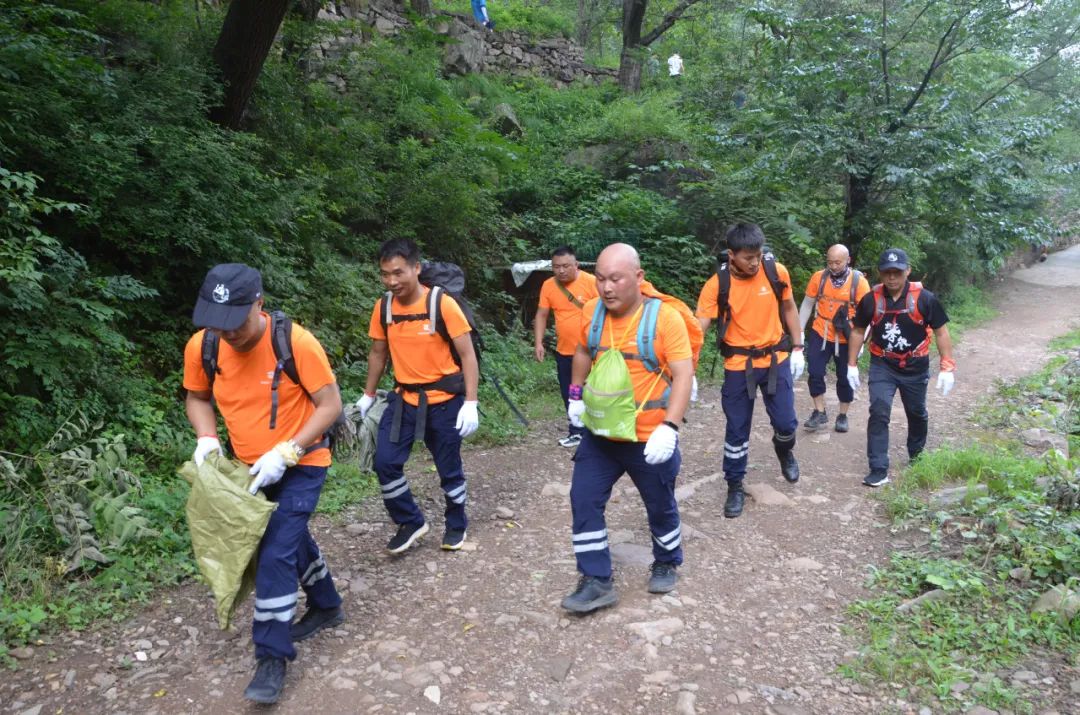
817, 270, 828, 304
871, 283, 886, 325
555, 279, 584, 309
636, 297, 662, 373
850, 270, 862, 305
379, 292, 394, 336
269, 310, 304, 390
586, 300, 607, 359
714, 260, 732, 343
428, 286, 452, 343
907, 282, 924, 323
762, 254, 786, 303
200, 329, 220, 392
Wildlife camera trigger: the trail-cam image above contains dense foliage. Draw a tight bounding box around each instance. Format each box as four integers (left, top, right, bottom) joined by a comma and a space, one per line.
0, 0, 1075, 647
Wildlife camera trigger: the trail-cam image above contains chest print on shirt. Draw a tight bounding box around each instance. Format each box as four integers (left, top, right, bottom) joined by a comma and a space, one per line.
882, 322, 911, 352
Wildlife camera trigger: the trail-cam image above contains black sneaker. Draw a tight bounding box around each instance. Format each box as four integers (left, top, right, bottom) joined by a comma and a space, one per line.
290, 605, 345, 642
724, 483, 745, 518
441, 528, 467, 551
558, 434, 582, 448
647, 561, 678, 594
244, 657, 286, 704
803, 409, 828, 431
561, 575, 618, 613
863, 472, 890, 488
386, 521, 429, 554
834, 414, 849, 433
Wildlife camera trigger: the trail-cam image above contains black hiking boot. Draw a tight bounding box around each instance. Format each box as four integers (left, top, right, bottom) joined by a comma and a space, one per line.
834, 414, 849, 433
561, 575, 617, 614
244, 657, 286, 704
773, 433, 800, 483
803, 409, 828, 431
724, 482, 745, 518
647, 561, 678, 594
290, 605, 344, 642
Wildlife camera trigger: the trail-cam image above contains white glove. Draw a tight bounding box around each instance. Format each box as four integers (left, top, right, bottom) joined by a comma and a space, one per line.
568, 399, 585, 428
936, 371, 955, 397
248, 449, 288, 494
455, 400, 480, 438
847, 368, 861, 393
356, 393, 376, 418
643, 423, 678, 465
789, 349, 806, 381
193, 436, 221, 466
690, 376, 699, 403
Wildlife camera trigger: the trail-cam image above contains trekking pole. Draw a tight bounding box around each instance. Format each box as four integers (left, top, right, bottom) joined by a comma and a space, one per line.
483, 369, 529, 426
708, 351, 718, 379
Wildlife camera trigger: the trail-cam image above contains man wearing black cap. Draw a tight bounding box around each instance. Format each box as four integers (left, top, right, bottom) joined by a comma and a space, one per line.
182, 264, 344, 704
846, 249, 955, 487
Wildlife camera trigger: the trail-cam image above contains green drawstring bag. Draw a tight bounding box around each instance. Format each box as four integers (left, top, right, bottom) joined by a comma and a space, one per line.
178, 452, 277, 630
583, 346, 639, 440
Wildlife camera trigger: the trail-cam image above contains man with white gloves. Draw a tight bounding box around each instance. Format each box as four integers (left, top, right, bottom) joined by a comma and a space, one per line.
358, 239, 481, 554
695, 223, 805, 519
846, 248, 955, 487
183, 264, 344, 705
561, 244, 693, 614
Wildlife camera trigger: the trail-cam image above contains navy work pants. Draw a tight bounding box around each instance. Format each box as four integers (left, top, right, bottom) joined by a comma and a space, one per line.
806, 328, 854, 404
867, 358, 929, 474
556, 352, 585, 437
254, 465, 342, 661
569, 432, 682, 579
721, 362, 798, 484
375, 392, 468, 531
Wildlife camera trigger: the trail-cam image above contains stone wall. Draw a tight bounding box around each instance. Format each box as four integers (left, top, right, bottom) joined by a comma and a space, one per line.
311, 0, 614, 87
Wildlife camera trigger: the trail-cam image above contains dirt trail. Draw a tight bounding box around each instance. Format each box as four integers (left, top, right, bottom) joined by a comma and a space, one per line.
5, 247, 1080, 715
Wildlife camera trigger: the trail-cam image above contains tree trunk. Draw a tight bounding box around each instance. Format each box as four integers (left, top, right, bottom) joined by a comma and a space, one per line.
618, 0, 646, 92
209, 0, 291, 130
410, 0, 433, 17
843, 170, 873, 264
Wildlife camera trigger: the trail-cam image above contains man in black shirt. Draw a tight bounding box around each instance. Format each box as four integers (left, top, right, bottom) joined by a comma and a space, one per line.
846, 248, 955, 487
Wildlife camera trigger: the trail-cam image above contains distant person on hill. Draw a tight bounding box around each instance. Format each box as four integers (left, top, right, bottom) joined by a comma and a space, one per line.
846, 248, 955, 488
182, 264, 344, 705
472, 0, 495, 31
695, 224, 805, 519
561, 243, 693, 614
667, 53, 683, 78
534, 246, 599, 448
797, 244, 871, 434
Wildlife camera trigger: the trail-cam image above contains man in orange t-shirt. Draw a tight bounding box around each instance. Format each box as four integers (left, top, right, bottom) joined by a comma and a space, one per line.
797, 244, 871, 433
355, 239, 480, 556
533, 245, 598, 448
183, 264, 344, 705
696, 224, 805, 519
560, 243, 693, 614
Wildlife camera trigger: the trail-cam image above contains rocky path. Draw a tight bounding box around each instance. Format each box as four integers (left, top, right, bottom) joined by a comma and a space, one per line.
5, 247, 1080, 715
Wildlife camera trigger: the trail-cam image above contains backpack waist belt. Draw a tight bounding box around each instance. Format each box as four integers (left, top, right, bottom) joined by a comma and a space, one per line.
391, 372, 466, 443
721, 334, 793, 399
593, 346, 670, 412
868, 341, 930, 369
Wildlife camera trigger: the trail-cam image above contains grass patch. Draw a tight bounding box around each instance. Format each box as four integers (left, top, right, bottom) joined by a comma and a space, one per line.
842, 332, 1080, 711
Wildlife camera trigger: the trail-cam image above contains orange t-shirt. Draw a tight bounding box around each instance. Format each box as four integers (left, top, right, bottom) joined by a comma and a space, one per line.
368, 288, 471, 407
538, 272, 598, 355
696, 263, 794, 371
580, 297, 692, 441
183, 315, 335, 467
804, 269, 871, 343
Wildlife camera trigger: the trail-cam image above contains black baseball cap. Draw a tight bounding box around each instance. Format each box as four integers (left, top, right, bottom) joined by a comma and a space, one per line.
878, 248, 910, 271
192, 263, 263, 331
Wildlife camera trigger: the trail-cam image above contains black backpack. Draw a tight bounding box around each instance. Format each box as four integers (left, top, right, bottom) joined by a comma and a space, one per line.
201, 310, 350, 454
713, 251, 789, 351
377, 261, 485, 366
